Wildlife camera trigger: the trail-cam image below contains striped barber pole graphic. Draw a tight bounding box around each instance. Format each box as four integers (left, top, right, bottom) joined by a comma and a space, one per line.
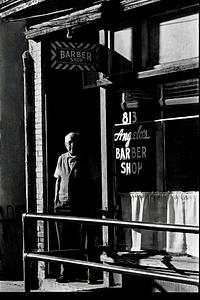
51, 41, 104, 71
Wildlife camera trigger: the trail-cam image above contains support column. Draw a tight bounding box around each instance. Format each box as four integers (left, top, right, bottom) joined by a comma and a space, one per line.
99, 29, 114, 287
100, 86, 109, 212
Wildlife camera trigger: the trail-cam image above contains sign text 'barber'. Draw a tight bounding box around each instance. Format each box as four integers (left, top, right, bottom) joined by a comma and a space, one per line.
51, 41, 104, 71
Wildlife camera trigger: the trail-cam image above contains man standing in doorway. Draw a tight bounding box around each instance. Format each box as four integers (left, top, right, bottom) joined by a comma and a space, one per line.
54, 132, 100, 283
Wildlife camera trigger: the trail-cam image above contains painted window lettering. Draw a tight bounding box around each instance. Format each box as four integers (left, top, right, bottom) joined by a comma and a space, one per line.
114, 126, 150, 147
121, 162, 143, 175
116, 146, 147, 160
114, 122, 152, 176
122, 111, 137, 124
116, 147, 147, 176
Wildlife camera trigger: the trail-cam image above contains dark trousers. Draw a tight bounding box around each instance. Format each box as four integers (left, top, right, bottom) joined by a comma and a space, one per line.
55, 207, 99, 280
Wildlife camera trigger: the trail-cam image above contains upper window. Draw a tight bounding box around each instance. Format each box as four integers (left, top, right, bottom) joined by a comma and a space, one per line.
111, 27, 133, 75
147, 12, 199, 67
159, 14, 199, 64
114, 28, 132, 62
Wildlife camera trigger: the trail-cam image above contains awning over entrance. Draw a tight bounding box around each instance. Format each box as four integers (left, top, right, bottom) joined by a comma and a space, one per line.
0, 0, 163, 39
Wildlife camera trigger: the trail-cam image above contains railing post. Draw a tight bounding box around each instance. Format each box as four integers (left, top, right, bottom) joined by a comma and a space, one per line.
22, 213, 39, 292
24, 256, 32, 292
22, 214, 30, 292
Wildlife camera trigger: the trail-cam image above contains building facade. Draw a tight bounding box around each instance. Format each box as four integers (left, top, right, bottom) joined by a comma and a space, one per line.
0, 18, 27, 279
0, 0, 199, 291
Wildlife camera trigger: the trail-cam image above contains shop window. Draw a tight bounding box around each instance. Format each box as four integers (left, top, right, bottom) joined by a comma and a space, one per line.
113, 86, 157, 193
114, 78, 199, 193
165, 116, 199, 191
162, 78, 199, 191
115, 79, 199, 254
147, 12, 199, 67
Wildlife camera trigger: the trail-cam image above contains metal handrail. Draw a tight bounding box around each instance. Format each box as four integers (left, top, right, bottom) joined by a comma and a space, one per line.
23, 213, 199, 233
22, 213, 199, 292
25, 252, 199, 285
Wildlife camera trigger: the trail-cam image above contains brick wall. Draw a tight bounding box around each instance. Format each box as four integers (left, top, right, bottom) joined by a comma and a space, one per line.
29, 39, 45, 284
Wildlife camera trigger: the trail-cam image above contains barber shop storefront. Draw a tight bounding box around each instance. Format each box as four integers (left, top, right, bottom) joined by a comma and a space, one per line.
1, 0, 198, 292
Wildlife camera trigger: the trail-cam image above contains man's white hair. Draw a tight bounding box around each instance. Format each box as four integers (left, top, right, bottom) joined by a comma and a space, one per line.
65, 132, 80, 143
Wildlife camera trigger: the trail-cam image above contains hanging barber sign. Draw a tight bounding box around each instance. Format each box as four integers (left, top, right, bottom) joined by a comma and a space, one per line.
114, 110, 156, 192
51, 41, 105, 71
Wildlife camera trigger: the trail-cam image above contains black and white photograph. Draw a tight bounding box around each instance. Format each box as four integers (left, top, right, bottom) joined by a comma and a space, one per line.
0, 0, 199, 294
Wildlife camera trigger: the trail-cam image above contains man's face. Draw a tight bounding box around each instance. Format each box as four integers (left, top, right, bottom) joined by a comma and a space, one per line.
65, 137, 80, 155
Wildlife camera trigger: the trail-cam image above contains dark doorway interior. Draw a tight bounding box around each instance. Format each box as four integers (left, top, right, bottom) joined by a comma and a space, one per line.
46, 70, 101, 210
45, 70, 102, 277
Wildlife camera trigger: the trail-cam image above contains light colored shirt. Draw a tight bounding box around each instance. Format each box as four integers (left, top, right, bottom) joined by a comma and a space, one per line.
54, 152, 77, 202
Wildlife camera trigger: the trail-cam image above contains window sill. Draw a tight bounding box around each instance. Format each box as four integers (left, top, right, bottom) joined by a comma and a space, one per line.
138, 57, 199, 79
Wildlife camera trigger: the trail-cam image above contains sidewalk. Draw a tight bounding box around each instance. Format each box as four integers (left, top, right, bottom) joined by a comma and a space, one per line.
0, 278, 121, 293
0, 280, 25, 292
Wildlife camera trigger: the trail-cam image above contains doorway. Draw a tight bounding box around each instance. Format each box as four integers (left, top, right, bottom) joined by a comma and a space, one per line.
45, 69, 102, 277
46, 70, 101, 208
